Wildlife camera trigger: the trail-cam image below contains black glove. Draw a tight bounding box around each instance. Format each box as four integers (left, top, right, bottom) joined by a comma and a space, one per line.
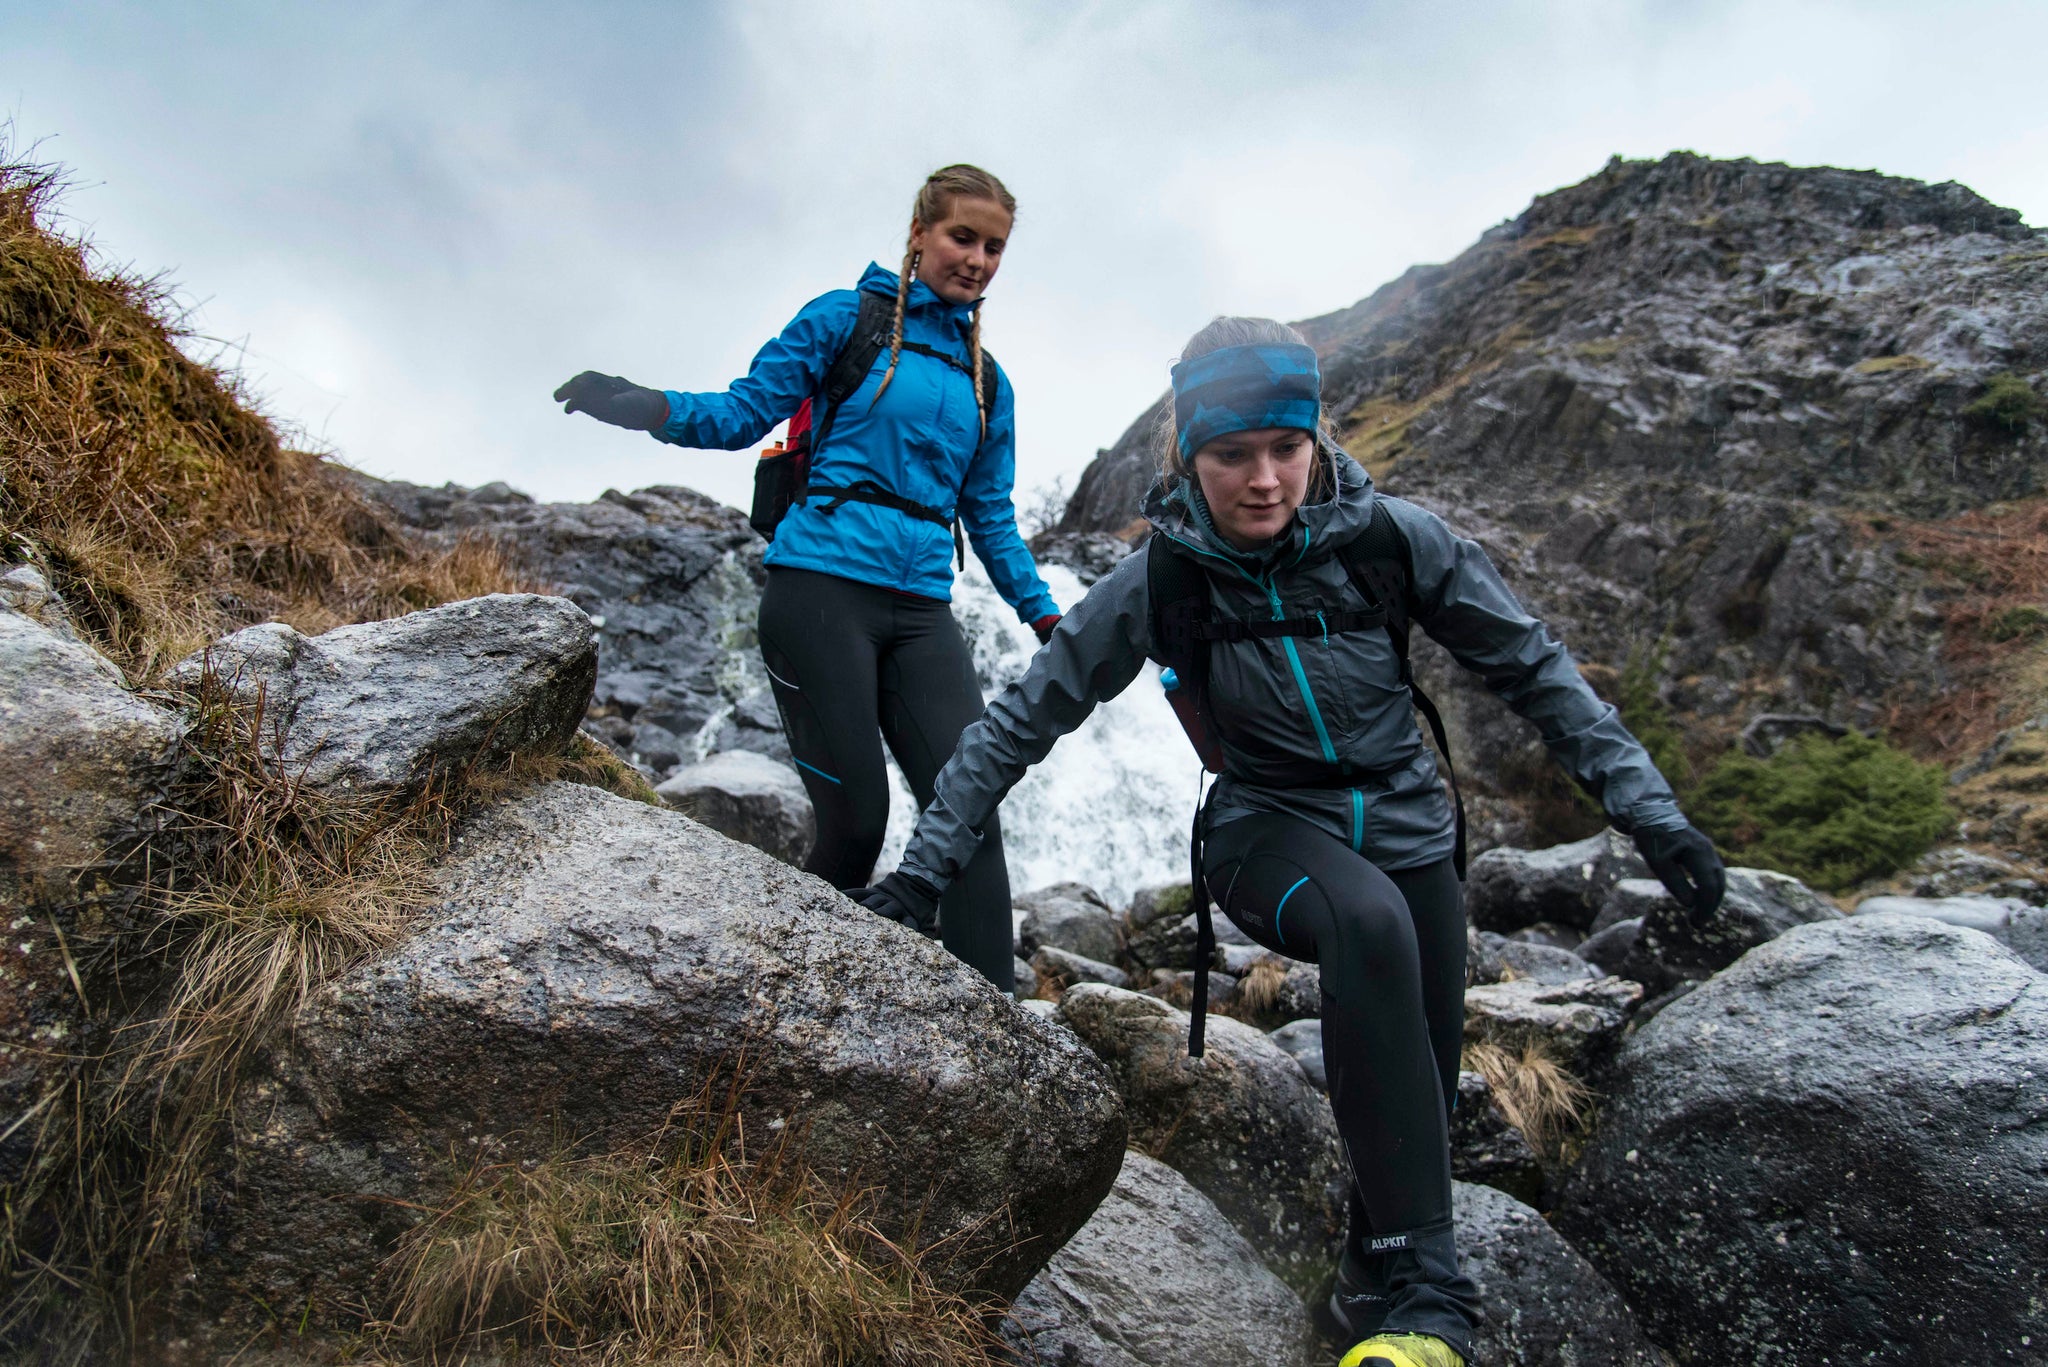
1634, 822, 1726, 918
553, 371, 670, 431
849, 869, 942, 938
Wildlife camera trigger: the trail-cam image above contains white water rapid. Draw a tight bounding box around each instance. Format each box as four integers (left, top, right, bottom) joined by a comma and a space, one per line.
870, 559, 1202, 909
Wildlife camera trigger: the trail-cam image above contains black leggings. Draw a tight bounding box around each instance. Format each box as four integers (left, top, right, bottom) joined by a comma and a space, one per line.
1202, 812, 1477, 1347
756, 567, 1013, 992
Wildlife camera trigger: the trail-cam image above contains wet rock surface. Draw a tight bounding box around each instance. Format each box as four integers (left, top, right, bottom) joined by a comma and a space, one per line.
1456, 1181, 1671, 1366
1622, 865, 1841, 993
1466, 830, 1650, 933
1001, 1151, 1323, 1367
1016, 882, 1122, 965
654, 747, 814, 866
206, 782, 1127, 1333
1463, 976, 1643, 1075
1449, 1072, 1546, 1208
170, 594, 597, 794
1556, 914, 2048, 1364
1055, 984, 1345, 1298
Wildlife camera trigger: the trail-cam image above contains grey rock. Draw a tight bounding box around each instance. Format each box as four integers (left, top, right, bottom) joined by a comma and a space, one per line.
1015, 955, 1040, 1000
1623, 865, 1841, 994
1003, 1151, 1322, 1367
1903, 845, 2022, 898
1228, 956, 1321, 1030
1466, 829, 1650, 933
1456, 1181, 1670, 1366
654, 748, 814, 866
1507, 921, 1584, 950
1739, 711, 1848, 757
1589, 877, 1677, 934
1478, 932, 1598, 986
1556, 914, 2048, 1364
1450, 1073, 1545, 1208
1140, 968, 1239, 1016
1017, 884, 1122, 965
171, 594, 597, 795
1056, 984, 1345, 1297
627, 719, 685, 774
2009, 906, 2048, 973
0, 608, 181, 1187
1462, 976, 1643, 1075
1267, 1019, 1326, 1091
1852, 892, 2025, 938
1033, 945, 1130, 993
1120, 884, 1251, 971
0, 564, 82, 643
1576, 917, 1642, 977
1466, 924, 1507, 986
207, 783, 1125, 1335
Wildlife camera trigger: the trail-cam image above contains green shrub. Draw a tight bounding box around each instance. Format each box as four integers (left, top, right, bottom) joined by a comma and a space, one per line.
1962, 372, 2045, 435
1690, 731, 1953, 892
1985, 604, 2048, 643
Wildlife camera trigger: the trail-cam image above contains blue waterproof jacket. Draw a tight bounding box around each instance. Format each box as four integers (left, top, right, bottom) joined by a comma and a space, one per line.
651, 263, 1059, 622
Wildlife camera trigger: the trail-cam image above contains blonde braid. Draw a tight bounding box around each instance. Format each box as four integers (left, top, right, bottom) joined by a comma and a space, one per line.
869, 240, 916, 407
969, 307, 987, 443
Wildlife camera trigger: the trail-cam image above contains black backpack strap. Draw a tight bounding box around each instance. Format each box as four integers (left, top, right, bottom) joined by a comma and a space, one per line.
1339, 499, 1468, 879
804, 291, 897, 463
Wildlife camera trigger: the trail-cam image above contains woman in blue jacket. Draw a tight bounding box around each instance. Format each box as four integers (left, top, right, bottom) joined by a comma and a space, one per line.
555, 165, 1059, 992
856, 317, 1727, 1367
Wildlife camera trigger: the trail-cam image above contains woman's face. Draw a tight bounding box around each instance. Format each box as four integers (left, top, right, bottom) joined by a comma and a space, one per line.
1191, 427, 1315, 549
910, 196, 1012, 304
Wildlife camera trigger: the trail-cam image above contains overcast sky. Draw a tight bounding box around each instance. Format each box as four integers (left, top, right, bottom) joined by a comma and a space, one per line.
9, 1, 2045, 514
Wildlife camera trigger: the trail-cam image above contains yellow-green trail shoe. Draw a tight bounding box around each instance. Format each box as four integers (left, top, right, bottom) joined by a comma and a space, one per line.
1337, 1332, 1466, 1367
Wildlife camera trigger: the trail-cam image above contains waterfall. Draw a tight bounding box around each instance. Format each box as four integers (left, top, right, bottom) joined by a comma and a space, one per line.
872, 559, 1202, 909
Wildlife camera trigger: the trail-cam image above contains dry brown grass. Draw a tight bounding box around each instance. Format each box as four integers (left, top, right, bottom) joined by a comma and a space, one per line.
0, 146, 530, 684
374, 1091, 1004, 1367
1462, 1038, 1592, 1162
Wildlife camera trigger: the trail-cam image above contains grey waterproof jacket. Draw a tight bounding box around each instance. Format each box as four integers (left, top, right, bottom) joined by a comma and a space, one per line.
897, 446, 1684, 889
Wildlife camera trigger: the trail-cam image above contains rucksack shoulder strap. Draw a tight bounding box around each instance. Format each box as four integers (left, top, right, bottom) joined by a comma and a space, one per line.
1146, 533, 1211, 683
821, 290, 897, 406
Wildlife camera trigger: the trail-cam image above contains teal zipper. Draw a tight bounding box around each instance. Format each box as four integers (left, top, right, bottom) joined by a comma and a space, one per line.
1350, 789, 1364, 852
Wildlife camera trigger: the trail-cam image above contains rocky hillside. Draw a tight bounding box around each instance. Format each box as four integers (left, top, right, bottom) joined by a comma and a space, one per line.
1049, 152, 2048, 850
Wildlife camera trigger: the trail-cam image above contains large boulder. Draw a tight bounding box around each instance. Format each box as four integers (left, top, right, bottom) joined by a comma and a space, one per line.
1455, 1181, 1671, 1366
1016, 883, 1121, 966
203, 782, 1125, 1338
1556, 914, 2048, 1363
1055, 984, 1345, 1297
1465, 829, 1649, 933
0, 601, 181, 1187
170, 594, 596, 794
1476, 932, 1598, 985
1462, 976, 1642, 1075
654, 748, 814, 866
1002, 1151, 1323, 1367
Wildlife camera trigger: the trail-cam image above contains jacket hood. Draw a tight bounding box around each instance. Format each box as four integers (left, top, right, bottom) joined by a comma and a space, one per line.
857, 261, 982, 332
1142, 439, 1380, 573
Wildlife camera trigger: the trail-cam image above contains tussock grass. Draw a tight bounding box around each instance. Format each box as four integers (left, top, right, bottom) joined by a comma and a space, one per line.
1462, 1039, 1592, 1163
0, 144, 530, 684
376, 1090, 1003, 1367
1229, 956, 1289, 1017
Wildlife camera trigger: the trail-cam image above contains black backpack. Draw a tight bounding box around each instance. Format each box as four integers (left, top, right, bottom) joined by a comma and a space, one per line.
1147, 497, 1466, 1056
749, 289, 999, 569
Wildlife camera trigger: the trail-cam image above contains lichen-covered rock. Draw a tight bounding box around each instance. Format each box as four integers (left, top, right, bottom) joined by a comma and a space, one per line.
1465, 830, 1649, 933
1056, 984, 1344, 1297
1455, 1181, 1670, 1366
654, 748, 814, 866
1002, 1152, 1323, 1367
1556, 914, 2048, 1363
205, 783, 1125, 1336
0, 605, 181, 1187
1017, 882, 1121, 965
1449, 1073, 1544, 1208
1463, 976, 1642, 1074
171, 594, 596, 794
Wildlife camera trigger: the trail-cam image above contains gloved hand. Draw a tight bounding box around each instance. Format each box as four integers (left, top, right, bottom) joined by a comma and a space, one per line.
553, 371, 670, 431
849, 869, 942, 938
1633, 822, 1726, 918
1031, 613, 1062, 645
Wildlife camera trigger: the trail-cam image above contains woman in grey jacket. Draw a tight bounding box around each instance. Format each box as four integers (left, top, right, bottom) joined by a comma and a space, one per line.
856, 318, 1724, 1367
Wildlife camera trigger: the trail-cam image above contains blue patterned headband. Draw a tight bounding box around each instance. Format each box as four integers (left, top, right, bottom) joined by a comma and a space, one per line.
1169, 343, 1322, 461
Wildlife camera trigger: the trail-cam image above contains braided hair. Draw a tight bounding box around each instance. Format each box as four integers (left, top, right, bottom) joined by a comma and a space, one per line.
870, 164, 1016, 442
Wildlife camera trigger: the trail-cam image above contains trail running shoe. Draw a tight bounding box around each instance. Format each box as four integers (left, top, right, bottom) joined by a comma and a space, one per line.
1337, 1332, 1466, 1367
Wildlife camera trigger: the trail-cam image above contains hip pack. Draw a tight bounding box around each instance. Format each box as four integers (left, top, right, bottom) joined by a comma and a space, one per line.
1146, 498, 1467, 1056
749, 290, 998, 570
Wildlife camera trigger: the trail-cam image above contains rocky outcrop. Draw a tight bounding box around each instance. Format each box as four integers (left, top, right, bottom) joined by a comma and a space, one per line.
170, 594, 596, 794
0, 596, 181, 1187
205, 782, 1126, 1334
1002, 1151, 1323, 1367
1016, 882, 1122, 966
352, 477, 781, 782
654, 747, 814, 866
1055, 984, 1344, 1297
1056, 153, 2048, 845
1455, 1181, 1670, 1366
1556, 914, 2048, 1363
